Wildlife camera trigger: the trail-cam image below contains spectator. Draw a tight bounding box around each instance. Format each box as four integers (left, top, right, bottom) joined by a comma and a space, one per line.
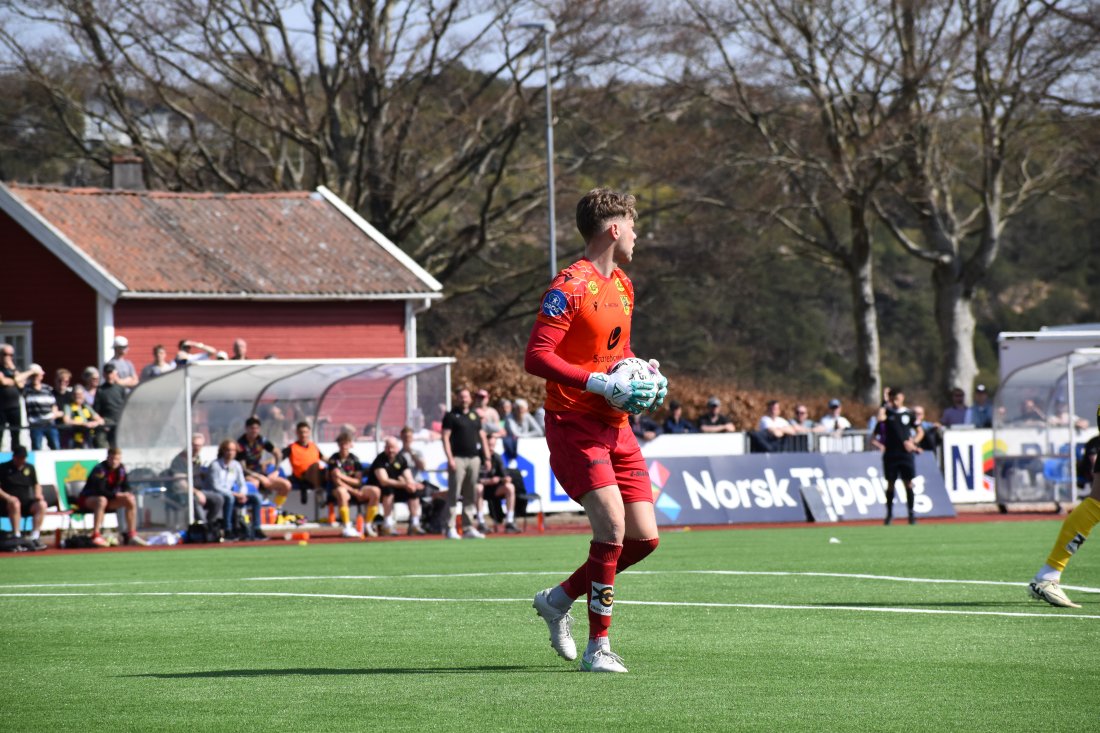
168, 433, 224, 526
966, 384, 993, 428
62, 385, 105, 448
912, 405, 941, 453
498, 398, 514, 428
231, 338, 248, 360
698, 396, 735, 433
662, 400, 696, 434
175, 339, 218, 367
204, 439, 262, 541
478, 433, 521, 534
327, 431, 380, 538
284, 421, 326, 498
0, 345, 33, 451
441, 387, 491, 540
1048, 399, 1089, 430
23, 364, 62, 450
816, 399, 851, 433
53, 368, 74, 406
475, 388, 507, 439
941, 387, 969, 427
629, 411, 661, 442
139, 344, 176, 382
0, 446, 48, 550
1014, 398, 1047, 425
400, 425, 445, 530
759, 400, 799, 439
105, 335, 138, 390
506, 398, 544, 438
92, 364, 127, 448
237, 416, 292, 515
370, 435, 426, 536
77, 447, 148, 546
1076, 434, 1100, 490
81, 366, 100, 404
792, 404, 815, 431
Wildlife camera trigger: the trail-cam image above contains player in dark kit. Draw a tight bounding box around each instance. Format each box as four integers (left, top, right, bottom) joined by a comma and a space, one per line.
871, 387, 924, 525
525, 188, 668, 673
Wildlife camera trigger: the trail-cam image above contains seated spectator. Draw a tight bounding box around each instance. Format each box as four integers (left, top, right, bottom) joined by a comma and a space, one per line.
816, 399, 851, 433
1014, 398, 1047, 425
506, 398, 544, 438
792, 404, 814, 432
23, 364, 62, 450
106, 335, 138, 390
477, 433, 521, 534
965, 384, 993, 428
759, 400, 799, 439
62, 385, 105, 448
231, 338, 248, 360
80, 366, 100, 403
475, 388, 507, 439
53, 368, 74, 406
1, 345, 33, 451
1076, 434, 1100, 489
400, 425, 446, 532
204, 439, 263, 541
76, 447, 148, 547
284, 421, 327, 498
140, 344, 176, 382
93, 363, 127, 448
941, 387, 970, 427
662, 400, 696, 434
0, 446, 48, 550
237, 416, 292, 514
912, 405, 941, 453
168, 433, 224, 526
698, 396, 736, 433
175, 339, 218, 367
327, 431, 381, 538
629, 411, 661, 442
369, 435, 426, 536
1047, 399, 1089, 430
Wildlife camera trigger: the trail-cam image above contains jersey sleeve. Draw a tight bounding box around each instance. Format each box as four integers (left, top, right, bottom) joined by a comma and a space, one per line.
524, 320, 592, 390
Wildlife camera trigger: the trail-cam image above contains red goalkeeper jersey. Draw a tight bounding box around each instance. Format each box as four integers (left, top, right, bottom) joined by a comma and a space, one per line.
528, 258, 635, 428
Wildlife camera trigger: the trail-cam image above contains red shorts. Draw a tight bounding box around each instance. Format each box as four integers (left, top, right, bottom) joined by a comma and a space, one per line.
544, 409, 653, 504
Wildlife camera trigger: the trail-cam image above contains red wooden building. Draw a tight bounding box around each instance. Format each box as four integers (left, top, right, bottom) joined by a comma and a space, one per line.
0, 183, 442, 378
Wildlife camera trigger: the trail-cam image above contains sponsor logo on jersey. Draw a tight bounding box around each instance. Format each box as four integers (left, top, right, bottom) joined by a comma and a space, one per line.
619, 294, 631, 315
614, 277, 625, 292
1067, 532, 1086, 555
607, 326, 622, 350
590, 582, 614, 616
541, 289, 568, 318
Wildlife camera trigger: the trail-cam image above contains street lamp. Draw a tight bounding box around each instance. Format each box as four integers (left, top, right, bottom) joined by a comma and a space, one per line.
519, 20, 557, 280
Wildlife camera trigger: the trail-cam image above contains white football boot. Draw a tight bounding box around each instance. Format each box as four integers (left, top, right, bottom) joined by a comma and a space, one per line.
578, 647, 628, 673
532, 588, 577, 661
1028, 580, 1081, 609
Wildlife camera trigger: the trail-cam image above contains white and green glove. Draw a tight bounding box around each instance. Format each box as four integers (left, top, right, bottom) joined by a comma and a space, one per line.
586, 370, 657, 415
647, 358, 669, 413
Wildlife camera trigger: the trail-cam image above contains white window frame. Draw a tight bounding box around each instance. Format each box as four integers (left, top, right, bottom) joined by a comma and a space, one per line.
0, 321, 33, 370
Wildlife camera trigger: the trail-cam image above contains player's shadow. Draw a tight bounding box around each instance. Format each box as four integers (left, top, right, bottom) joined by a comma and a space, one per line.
125, 665, 567, 679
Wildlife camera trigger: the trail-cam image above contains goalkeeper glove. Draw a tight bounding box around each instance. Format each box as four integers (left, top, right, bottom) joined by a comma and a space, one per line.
647, 358, 669, 413
586, 370, 656, 415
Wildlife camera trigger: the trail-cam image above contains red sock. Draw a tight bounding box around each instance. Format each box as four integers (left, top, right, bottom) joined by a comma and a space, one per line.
560, 564, 587, 599
617, 537, 659, 573
586, 541, 622, 639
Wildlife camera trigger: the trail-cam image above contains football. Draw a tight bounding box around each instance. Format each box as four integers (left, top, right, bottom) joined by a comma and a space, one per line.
607, 357, 659, 410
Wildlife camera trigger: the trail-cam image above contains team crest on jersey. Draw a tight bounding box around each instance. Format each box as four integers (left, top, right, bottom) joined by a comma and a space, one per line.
587, 281, 599, 294
619, 294, 631, 315
590, 582, 614, 616
614, 277, 625, 292
541, 289, 568, 318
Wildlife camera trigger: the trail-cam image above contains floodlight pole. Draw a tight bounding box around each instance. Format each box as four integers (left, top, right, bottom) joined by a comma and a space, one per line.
520, 20, 557, 280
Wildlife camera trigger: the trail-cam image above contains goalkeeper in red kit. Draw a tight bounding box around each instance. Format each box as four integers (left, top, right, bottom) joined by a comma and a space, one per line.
525, 188, 668, 673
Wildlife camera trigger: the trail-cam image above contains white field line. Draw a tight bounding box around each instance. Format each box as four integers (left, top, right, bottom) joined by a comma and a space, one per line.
0, 570, 1098, 594
0, 590, 1097, 621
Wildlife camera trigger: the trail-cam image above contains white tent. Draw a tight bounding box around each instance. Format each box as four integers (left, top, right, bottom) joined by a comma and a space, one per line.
116, 357, 454, 524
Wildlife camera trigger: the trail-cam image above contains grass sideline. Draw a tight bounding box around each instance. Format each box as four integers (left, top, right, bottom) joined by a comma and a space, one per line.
1, 519, 1097, 732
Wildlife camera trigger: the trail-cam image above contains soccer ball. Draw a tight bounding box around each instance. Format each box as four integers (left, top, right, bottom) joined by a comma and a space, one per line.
607, 357, 659, 410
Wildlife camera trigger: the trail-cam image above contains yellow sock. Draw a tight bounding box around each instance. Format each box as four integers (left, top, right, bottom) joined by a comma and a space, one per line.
339, 506, 350, 526
1045, 497, 1100, 571
274, 494, 286, 509
366, 505, 379, 524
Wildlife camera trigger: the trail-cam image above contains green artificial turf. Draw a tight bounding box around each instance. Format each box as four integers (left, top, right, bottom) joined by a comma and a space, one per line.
1, 520, 1097, 732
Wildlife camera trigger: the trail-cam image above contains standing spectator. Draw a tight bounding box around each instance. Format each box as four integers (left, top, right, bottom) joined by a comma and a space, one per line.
629, 411, 661, 442
816, 399, 851, 433
231, 338, 248, 360
62, 385, 104, 448
0, 446, 48, 550
168, 433, 224, 526
662, 400, 696, 434
327, 431, 380, 538
478, 433, 521, 533
441, 387, 491, 540
792, 404, 815, 431
370, 435, 426, 536
23, 364, 62, 450
475, 388, 507, 439
77, 447, 148, 546
105, 335, 138, 389
0, 344, 33, 451
53, 368, 74, 406
93, 364, 127, 448
80, 366, 100, 404
871, 387, 923, 525
912, 405, 942, 453
140, 344, 177, 382
941, 387, 969, 427
175, 339, 218, 366
698, 396, 736, 433
284, 421, 326, 498
237, 417, 292, 515
204, 439, 262, 541
506, 398, 544, 438
966, 384, 993, 428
